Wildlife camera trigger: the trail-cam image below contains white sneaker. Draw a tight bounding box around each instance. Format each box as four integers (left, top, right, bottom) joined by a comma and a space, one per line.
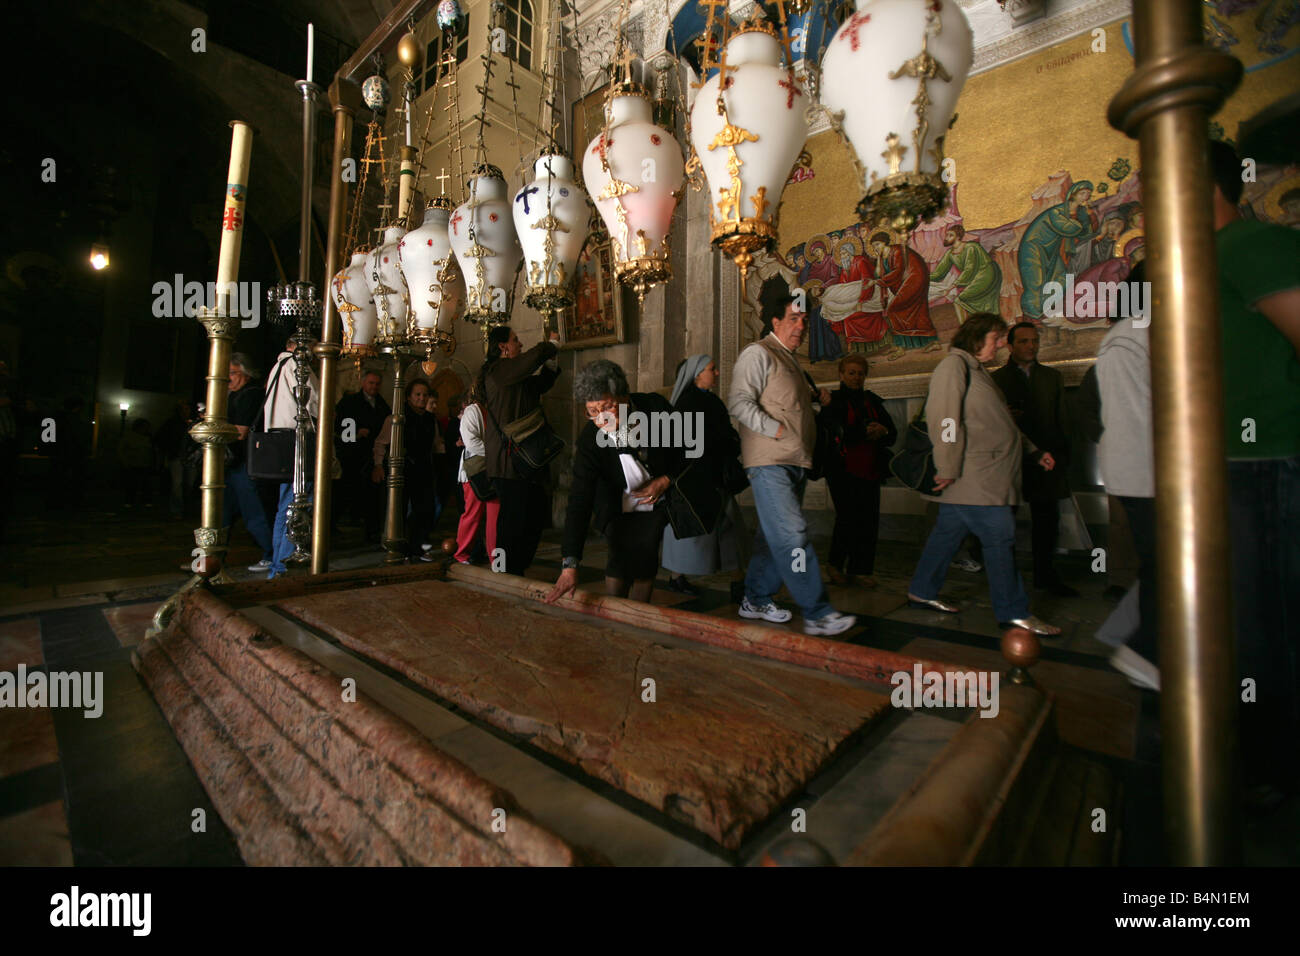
1109, 646, 1160, 691
248, 559, 272, 572
951, 556, 982, 573
738, 598, 793, 624
804, 611, 857, 637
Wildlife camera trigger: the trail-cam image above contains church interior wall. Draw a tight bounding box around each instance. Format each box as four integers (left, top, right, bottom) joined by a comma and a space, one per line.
727, 3, 1299, 527
330, 0, 1297, 536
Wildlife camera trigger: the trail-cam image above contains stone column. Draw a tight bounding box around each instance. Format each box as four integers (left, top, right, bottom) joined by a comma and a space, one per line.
683, 174, 718, 364
635, 283, 667, 393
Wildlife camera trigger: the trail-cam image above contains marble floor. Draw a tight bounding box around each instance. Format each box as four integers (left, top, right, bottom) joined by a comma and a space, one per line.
1, 491, 1296, 865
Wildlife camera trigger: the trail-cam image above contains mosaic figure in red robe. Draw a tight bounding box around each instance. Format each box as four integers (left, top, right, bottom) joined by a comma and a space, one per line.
866, 231, 941, 353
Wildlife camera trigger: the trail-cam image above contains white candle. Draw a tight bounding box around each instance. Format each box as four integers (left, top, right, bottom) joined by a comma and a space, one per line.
307, 23, 314, 83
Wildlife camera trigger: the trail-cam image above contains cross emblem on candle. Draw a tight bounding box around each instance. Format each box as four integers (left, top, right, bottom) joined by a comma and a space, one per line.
777, 77, 803, 110
515, 185, 540, 215
450, 210, 464, 235
839, 12, 872, 52
435, 167, 450, 194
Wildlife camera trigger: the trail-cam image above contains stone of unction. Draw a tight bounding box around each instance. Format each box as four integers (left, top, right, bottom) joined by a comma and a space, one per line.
278, 581, 889, 848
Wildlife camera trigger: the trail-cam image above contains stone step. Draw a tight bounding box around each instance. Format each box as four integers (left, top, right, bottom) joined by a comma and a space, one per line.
133, 588, 580, 866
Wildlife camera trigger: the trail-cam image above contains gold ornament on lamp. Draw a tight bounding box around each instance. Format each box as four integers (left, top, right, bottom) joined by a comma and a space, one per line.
581, 1, 685, 303
820, 0, 973, 232
688, 5, 807, 283
396, 29, 422, 70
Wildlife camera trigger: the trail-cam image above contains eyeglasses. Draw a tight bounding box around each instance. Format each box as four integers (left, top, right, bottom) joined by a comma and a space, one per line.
586, 399, 617, 420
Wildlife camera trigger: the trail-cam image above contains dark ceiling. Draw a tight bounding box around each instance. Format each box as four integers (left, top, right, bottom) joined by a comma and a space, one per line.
1, 0, 403, 407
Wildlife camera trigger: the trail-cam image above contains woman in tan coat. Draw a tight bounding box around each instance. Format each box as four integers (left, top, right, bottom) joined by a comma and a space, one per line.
906, 312, 1062, 635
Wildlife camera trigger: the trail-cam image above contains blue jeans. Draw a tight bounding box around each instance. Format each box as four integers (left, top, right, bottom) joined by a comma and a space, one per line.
1228, 456, 1300, 785
745, 465, 833, 620
269, 480, 314, 578
910, 503, 1029, 623
223, 463, 273, 561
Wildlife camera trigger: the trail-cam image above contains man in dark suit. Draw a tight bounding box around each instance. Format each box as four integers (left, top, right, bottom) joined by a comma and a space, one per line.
992, 322, 1078, 596
335, 370, 391, 541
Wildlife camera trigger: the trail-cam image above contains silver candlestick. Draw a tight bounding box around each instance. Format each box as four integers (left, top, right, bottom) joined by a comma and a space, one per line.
267, 281, 320, 565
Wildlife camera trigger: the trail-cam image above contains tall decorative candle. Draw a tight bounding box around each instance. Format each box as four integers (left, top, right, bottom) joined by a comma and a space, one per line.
307, 23, 314, 83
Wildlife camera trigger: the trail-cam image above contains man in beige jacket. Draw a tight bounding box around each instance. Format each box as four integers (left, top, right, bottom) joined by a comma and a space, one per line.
906, 312, 1062, 635
728, 283, 857, 637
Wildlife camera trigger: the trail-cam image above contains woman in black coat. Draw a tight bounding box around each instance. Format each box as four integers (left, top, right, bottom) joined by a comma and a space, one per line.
545, 360, 684, 605
818, 354, 897, 585
661, 354, 747, 599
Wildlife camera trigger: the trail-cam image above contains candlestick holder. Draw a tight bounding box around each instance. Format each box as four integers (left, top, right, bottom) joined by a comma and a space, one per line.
267, 280, 322, 565
379, 339, 414, 565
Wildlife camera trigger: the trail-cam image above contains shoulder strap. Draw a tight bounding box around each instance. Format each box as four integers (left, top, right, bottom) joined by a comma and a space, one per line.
480, 385, 513, 448
913, 356, 973, 427
958, 359, 972, 420
250, 356, 292, 433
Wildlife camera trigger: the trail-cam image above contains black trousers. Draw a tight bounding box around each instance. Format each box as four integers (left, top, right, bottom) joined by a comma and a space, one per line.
827, 474, 882, 575
1226, 457, 1300, 789
338, 453, 383, 536
1028, 497, 1063, 585
1116, 495, 1159, 665
494, 477, 549, 575
405, 466, 438, 557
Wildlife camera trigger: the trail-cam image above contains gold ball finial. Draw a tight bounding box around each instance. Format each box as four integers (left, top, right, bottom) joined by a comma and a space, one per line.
1001, 627, 1041, 686
396, 31, 422, 69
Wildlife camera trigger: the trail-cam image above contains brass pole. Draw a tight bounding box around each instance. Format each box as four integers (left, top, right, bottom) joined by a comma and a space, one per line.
1108, 0, 1243, 864
382, 352, 409, 563
312, 82, 357, 573
148, 121, 253, 637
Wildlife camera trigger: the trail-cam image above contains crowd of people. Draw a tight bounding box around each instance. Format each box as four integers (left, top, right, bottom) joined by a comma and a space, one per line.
15, 142, 1282, 788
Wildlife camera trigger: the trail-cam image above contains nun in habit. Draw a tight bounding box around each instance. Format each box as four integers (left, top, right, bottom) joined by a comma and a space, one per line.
661, 354, 748, 601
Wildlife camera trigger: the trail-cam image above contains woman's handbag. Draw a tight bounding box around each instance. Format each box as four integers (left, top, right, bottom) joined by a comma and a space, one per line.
246, 357, 314, 482
888, 419, 943, 494
721, 456, 750, 496
462, 453, 498, 501
246, 430, 304, 481
888, 363, 969, 496
665, 461, 723, 539
488, 404, 565, 479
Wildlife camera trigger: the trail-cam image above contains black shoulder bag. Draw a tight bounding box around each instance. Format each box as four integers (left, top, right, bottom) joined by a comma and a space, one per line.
888, 361, 970, 496
483, 398, 564, 480
461, 406, 498, 501
247, 357, 315, 482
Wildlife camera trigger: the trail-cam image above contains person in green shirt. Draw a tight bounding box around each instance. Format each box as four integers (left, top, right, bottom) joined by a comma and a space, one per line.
930, 224, 1002, 322
1209, 138, 1300, 807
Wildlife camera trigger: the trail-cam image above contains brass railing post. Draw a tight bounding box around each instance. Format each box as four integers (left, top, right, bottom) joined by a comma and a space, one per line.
1107, 0, 1243, 864
382, 352, 409, 563
312, 81, 358, 573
